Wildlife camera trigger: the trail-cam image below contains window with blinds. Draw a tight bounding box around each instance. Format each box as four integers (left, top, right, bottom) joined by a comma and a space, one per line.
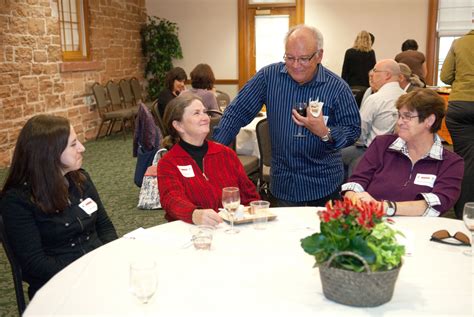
58, 0, 90, 61
436, 0, 473, 85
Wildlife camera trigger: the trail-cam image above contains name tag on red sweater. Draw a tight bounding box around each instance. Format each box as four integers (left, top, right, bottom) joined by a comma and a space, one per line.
178, 165, 195, 178
414, 173, 436, 188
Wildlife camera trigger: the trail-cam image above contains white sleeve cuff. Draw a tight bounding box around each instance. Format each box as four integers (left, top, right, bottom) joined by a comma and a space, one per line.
341, 182, 365, 193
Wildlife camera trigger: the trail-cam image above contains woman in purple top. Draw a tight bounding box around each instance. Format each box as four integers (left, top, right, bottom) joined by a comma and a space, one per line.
342, 89, 464, 216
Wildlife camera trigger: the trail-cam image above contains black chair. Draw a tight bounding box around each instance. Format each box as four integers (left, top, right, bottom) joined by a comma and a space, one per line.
256, 118, 271, 192
206, 110, 259, 177
0, 215, 27, 315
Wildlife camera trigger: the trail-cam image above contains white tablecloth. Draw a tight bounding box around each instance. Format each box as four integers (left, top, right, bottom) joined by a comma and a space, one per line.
25, 208, 473, 316
236, 114, 266, 158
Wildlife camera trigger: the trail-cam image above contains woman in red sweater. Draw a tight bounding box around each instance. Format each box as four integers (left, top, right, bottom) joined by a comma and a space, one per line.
157, 94, 260, 226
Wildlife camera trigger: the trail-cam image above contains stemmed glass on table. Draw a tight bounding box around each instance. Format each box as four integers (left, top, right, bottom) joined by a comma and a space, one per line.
222, 187, 240, 234
293, 102, 308, 137
129, 260, 158, 304
462, 202, 474, 256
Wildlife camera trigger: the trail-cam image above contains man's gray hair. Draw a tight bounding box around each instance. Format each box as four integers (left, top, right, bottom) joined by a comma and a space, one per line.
284, 24, 324, 50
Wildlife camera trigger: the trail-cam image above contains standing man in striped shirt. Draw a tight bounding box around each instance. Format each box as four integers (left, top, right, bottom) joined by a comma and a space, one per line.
213, 24, 361, 207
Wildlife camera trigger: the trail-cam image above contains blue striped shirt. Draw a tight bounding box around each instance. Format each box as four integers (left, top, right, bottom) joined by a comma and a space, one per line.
214, 62, 361, 202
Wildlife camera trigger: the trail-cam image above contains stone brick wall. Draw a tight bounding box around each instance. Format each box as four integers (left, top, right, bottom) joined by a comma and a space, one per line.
0, 0, 147, 167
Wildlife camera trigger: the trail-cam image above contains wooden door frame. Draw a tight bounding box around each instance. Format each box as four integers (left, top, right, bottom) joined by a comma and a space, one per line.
238, 0, 305, 88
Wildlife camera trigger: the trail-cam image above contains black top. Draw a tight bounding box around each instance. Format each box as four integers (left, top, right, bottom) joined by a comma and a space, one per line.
341, 48, 376, 87
179, 139, 209, 171
157, 89, 176, 118
0, 170, 117, 299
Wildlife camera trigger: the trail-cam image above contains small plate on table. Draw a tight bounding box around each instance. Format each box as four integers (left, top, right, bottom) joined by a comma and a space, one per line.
218, 209, 277, 225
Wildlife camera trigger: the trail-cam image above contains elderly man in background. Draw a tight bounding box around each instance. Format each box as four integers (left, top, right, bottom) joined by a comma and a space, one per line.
213, 24, 360, 207
342, 59, 406, 177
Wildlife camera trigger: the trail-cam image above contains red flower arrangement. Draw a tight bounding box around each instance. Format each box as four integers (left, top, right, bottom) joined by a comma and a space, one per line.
301, 197, 404, 272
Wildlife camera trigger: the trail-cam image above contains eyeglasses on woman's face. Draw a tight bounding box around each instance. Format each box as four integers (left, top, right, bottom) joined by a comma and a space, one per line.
398, 112, 419, 122
430, 229, 471, 246
283, 51, 319, 66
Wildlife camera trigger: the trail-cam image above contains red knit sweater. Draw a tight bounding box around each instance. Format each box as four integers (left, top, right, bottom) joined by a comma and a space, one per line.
157, 141, 260, 223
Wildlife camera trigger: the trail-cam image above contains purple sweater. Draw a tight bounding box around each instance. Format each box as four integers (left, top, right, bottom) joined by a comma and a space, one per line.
345, 134, 464, 215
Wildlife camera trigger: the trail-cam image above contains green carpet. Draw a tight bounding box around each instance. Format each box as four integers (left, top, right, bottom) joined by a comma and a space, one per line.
0, 133, 166, 316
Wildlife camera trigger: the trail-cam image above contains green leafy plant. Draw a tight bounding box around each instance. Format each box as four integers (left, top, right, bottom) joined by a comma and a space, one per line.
301, 198, 405, 272
140, 16, 183, 101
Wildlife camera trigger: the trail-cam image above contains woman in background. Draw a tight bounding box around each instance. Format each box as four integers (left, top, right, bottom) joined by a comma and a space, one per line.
157, 94, 259, 226
341, 30, 376, 88
181, 63, 219, 113
157, 67, 188, 117
342, 89, 463, 217
0, 115, 117, 299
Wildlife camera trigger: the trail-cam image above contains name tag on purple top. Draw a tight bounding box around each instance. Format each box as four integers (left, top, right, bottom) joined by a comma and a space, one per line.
414, 173, 436, 188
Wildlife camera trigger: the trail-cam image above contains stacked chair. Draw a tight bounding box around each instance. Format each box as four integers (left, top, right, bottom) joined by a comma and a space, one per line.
92, 82, 134, 140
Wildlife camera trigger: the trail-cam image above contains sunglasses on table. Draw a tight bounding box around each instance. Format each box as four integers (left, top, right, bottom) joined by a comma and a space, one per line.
430, 229, 471, 246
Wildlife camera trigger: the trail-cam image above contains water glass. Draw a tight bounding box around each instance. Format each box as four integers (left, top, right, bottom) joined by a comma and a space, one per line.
462, 202, 474, 256
190, 225, 214, 250
250, 200, 270, 230
129, 260, 158, 304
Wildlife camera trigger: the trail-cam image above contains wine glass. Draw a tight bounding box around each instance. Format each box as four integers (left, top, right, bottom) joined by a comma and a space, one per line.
129, 260, 158, 304
222, 187, 240, 234
462, 202, 474, 256
293, 102, 307, 137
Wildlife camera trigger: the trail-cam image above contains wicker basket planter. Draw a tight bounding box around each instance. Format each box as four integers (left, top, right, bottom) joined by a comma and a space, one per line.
319, 251, 401, 307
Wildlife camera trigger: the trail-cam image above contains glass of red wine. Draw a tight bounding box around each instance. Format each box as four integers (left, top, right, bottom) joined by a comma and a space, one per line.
293, 102, 307, 137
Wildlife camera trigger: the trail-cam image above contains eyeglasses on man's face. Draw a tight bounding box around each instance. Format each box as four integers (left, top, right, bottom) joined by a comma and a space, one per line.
398, 112, 419, 122
283, 51, 318, 65
370, 67, 389, 74
430, 229, 471, 246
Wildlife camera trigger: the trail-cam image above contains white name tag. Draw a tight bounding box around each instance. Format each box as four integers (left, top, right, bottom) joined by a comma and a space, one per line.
414, 173, 436, 188
79, 198, 98, 215
178, 165, 195, 178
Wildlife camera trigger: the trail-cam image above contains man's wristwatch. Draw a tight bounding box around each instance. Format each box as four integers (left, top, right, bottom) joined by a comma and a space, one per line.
386, 200, 397, 217
321, 128, 332, 142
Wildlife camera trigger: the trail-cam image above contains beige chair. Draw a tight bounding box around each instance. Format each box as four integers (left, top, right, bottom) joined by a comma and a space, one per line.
92, 83, 134, 140
256, 118, 271, 192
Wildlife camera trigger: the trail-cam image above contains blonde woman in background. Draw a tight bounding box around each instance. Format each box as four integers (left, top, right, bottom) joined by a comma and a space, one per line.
341, 30, 376, 88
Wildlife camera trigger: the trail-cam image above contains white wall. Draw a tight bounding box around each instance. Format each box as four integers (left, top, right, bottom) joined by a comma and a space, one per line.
306, 0, 429, 74
147, 0, 429, 98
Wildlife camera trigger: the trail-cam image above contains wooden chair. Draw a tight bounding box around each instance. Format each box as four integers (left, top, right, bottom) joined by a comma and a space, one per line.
130, 77, 143, 103
0, 215, 27, 315
256, 118, 271, 192
150, 100, 167, 137
92, 83, 134, 140
119, 79, 139, 116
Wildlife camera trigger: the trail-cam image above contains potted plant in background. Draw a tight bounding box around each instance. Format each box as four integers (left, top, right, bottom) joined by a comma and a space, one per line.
301, 198, 405, 307
140, 16, 183, 101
